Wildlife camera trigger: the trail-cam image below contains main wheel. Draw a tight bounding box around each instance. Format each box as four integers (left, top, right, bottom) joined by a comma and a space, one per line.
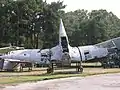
77, 66, 83, 73
47, 67, 53, 73
80, 67, 83, 73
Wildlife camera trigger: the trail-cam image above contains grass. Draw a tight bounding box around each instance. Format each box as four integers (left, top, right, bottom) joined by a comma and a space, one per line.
1, 68, 120, 84
82, 62, 101, 66
0, 48, 15, 54
0, 74, 78, 84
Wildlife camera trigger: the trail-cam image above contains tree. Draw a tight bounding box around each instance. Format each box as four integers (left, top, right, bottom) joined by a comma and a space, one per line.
0, 0, 66, 48
62, 9, 89, 46
41, 1, 66, 48
63, 9, 120, 46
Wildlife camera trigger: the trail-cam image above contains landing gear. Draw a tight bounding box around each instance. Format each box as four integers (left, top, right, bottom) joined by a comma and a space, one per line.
47, 60, 83, 74
76, 61, 83, 73
78, 66, 83, 73
47, 62, 54, 73
47, 67, 53, 73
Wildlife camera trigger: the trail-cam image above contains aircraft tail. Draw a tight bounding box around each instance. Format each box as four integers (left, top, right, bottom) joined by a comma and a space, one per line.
59, 19, 69, 53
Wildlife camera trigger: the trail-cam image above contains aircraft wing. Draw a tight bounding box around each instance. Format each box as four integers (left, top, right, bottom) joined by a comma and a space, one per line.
4, 59, 20, 62
4, 59, 31, 63
95, 37, 120, 50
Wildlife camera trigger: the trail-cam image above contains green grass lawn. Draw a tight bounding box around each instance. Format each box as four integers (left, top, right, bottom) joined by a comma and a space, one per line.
0, 68, 120, 84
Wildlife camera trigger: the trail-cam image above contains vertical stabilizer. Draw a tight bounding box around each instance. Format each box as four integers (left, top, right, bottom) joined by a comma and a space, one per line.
59, 19, 67, 38
59, 19, 69, 53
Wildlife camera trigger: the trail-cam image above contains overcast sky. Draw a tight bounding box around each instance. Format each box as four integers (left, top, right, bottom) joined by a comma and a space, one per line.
46, 0, 120, 18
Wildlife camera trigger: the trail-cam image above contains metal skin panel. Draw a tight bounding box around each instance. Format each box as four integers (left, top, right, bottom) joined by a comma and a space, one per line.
0, 59, 4, 69
50, 45, 63, 61
59, 19, 69, 46
50, 45, 108, 62
69, 46, 81, 61
3, 61, 13, 70
78, 45, 108, 61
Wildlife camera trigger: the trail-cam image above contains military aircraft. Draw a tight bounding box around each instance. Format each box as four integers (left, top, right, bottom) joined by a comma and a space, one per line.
0, 19, 109, 72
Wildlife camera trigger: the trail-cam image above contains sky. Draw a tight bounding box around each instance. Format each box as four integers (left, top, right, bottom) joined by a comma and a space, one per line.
46, 0, 120, 18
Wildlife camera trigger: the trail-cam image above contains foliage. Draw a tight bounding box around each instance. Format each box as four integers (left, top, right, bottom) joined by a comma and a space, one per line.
0, 0, 120, 48
0, 0, 65, 48
63, 9, 120, 46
